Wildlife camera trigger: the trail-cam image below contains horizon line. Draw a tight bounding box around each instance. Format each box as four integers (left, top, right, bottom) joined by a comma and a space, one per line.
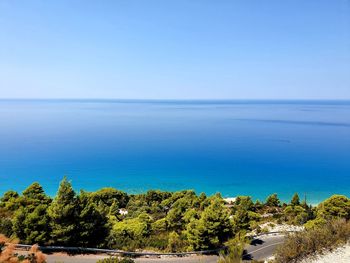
1, 98, 350, 102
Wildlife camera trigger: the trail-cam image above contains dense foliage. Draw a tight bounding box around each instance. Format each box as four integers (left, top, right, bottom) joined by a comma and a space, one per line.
0, 178, 235, 251
1, 178, 350, 256
274, 194, 350, 263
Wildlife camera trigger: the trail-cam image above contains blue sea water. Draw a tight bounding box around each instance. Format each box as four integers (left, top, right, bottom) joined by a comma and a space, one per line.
0, 100, 349, 204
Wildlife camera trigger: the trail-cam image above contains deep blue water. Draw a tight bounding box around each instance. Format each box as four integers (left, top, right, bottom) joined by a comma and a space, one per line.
0, 100, 349, 204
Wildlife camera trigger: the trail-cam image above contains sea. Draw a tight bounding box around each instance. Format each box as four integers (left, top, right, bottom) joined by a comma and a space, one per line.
0, 99, 349, 204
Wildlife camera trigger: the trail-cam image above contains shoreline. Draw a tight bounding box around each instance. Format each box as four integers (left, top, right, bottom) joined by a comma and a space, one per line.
0, 184, 331, 206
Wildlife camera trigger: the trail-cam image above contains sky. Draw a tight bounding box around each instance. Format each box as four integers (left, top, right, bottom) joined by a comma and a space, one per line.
0, 0, 349, 100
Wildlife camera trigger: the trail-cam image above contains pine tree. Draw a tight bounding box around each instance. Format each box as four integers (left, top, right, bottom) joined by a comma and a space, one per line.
186, 197, 233, 250
77, 192, 110, 247
265, 193, 281, 207
254, 199, 263, 210
22, 183, 48, 202
291, 193, 300, 206
48, 177, 78, 245
12, 183, 51, 244
13, 204, 51, 244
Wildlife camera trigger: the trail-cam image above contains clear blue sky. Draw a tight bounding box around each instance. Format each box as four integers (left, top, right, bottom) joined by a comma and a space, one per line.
0, 0, 349, 99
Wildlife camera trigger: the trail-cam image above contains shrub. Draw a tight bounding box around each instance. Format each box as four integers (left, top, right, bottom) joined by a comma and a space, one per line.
0, 216, 13, 237
167, 231, 183, 252
0, 235, 46, 263
217, 235, 247, 263
97, 257, 135, 263
274, 219, 350, 263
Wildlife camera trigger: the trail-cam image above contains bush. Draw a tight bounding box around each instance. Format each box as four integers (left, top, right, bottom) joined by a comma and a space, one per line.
167, 231, 183, 252
97, 257, 135, 263
274, 219, 350, 263
217, 236, 246, 263
0, 235, 46, 263
0, 217, 13, 237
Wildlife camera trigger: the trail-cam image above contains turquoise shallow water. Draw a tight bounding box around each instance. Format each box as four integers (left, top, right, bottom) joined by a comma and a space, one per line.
0, 100, 349, 204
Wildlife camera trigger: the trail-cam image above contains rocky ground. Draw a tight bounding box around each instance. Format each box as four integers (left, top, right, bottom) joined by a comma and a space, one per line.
248, 222, 304, 237
301, 243, 350, 263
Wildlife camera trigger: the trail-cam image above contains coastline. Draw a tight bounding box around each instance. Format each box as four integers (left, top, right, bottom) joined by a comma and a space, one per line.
1, 100, 350, 206
0, 181, 333, 206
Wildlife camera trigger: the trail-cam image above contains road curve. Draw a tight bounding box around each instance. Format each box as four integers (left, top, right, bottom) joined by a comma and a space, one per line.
244, 234, 285, 261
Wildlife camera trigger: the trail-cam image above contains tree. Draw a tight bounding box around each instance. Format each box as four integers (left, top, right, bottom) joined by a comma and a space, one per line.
234, 196, 254, 211
145, 190, 171, 206
231, 196, 259, 232
22, 183, 50, 205
265, 193, 281, 207
166, 194, 196, 230
291, 193, 300, 206
77, 192, 110, 247
48, 177, 78, 245
13, 204, 51, 244
232, 207, 250, 232
254, 199, 263, 210
12, 183, 51, 244
317, 195, 350, 220
186, 197, 233, 250
0, 191, 20, 211
88, 188, 129, 216
110, 213, 151, 249
283, 205, 308, 225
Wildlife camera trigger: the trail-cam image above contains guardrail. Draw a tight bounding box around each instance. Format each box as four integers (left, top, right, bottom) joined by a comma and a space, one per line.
13, 244, 226, 257
10, 231, 300, 257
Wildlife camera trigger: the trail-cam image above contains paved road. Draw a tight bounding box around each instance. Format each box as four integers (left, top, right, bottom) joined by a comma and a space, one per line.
44, 254, 218, 263
17, 252, 219, 263
16, 234, 284, 262
244, 234, 285, 261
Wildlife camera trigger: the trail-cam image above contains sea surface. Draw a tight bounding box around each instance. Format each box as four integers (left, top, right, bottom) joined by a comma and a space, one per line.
0, 100, 349, 204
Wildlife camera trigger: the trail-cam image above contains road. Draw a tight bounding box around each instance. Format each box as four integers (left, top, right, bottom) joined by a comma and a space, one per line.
17, 251, 219, 263
243, 234, 285, 261
16, 234, 284, 262
41, 254, 219, 263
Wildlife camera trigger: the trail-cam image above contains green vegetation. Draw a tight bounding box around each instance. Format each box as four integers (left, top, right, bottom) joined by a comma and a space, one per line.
217, 235, 247, 263
317, 194, 350, 219
0, 178, 236, 251
0, 235, 46, 263
274, 219, 350, 263
96, 257, 135, 263
1, 177, 350, 259
275, 194, 350, 262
